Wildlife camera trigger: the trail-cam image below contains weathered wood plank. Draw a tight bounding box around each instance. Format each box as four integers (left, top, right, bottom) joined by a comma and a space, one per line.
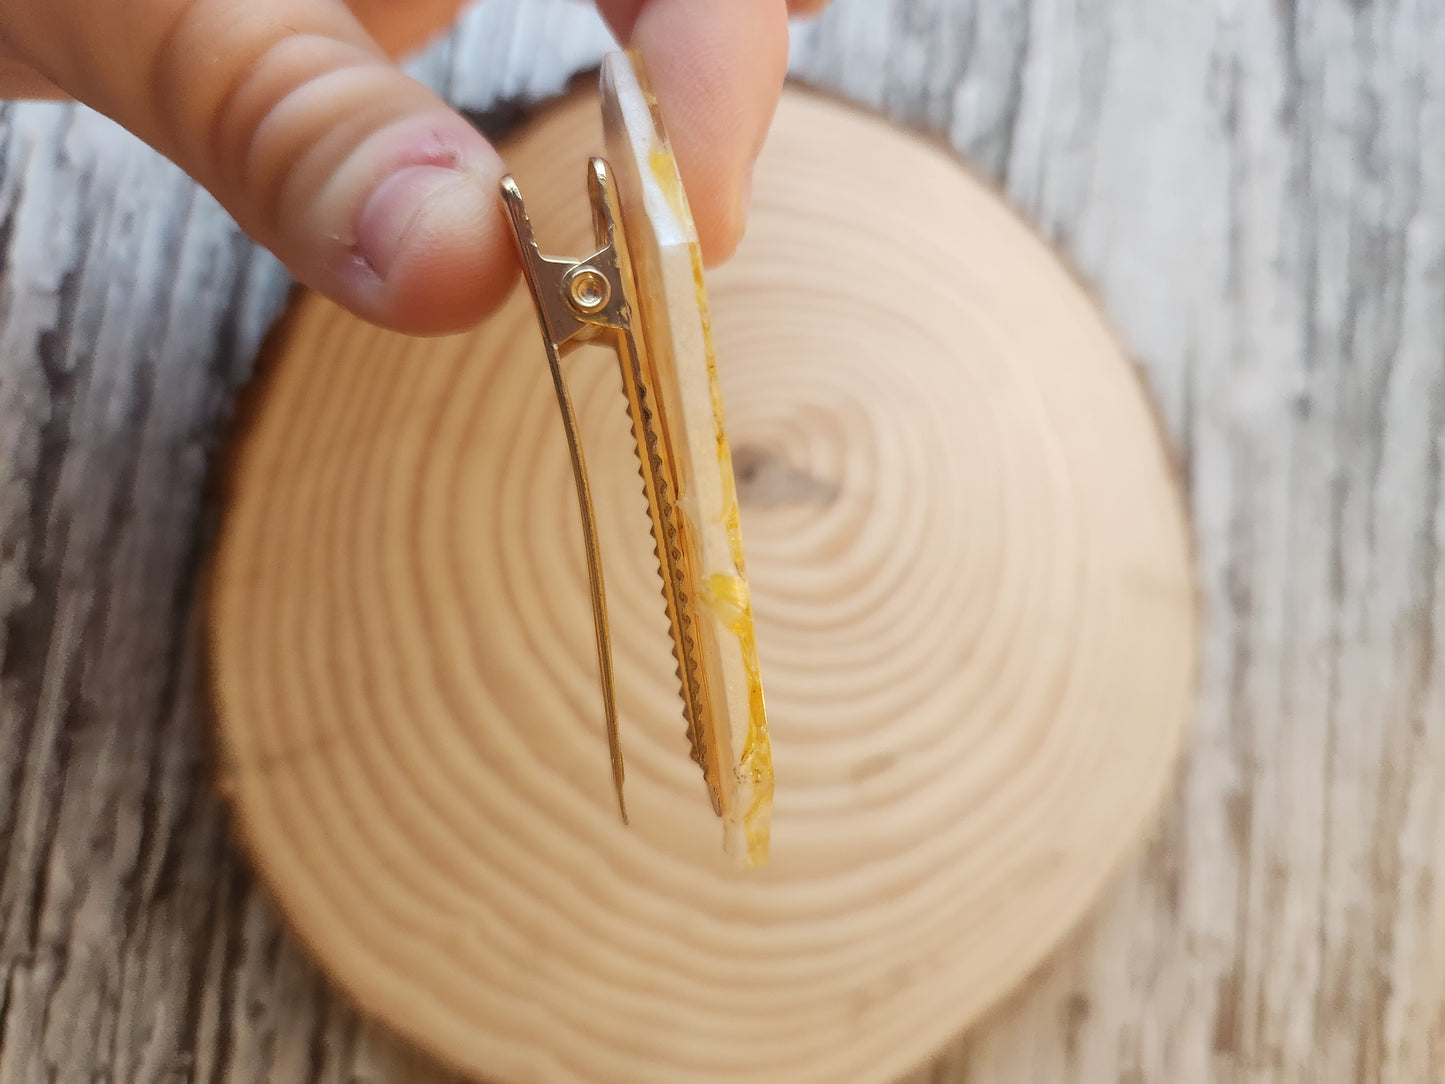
2, 0, 1444, 1079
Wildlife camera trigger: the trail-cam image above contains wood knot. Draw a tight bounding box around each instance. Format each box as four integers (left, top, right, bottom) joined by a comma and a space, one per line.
732, 444, 840, 508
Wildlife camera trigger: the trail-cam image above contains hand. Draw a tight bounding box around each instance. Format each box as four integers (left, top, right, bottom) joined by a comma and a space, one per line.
0, 0, 829, 334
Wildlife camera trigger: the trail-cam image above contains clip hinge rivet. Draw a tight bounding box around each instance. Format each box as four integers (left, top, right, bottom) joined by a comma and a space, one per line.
565, 266, 611, 316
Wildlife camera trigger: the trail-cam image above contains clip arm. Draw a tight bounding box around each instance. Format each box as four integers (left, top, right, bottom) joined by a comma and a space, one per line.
500, 172, 629, 823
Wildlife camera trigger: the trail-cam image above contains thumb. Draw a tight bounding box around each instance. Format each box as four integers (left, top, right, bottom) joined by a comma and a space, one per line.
2, 0, 513, 334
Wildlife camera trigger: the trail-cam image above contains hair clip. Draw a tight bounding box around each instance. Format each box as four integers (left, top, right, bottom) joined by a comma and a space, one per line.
498, 53, 772, 866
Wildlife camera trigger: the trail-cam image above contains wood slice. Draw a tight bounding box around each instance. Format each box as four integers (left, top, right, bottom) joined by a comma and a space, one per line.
209, 85, 1196, 1084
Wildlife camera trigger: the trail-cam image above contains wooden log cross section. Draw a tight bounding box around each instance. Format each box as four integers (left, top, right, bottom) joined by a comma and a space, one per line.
208, 85, 1193, 1082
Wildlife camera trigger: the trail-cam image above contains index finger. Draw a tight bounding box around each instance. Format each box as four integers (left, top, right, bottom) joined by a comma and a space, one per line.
595, 0, 791, 265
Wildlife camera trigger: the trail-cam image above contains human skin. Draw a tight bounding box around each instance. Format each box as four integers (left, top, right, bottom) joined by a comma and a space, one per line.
0, 0, 829, 333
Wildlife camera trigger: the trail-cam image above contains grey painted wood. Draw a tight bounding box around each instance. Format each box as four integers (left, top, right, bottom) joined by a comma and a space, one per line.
2, 0, 1442, 1079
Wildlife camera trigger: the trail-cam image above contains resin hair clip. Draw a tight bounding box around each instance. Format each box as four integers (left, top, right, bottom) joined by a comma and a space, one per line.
499, 52, 772, 866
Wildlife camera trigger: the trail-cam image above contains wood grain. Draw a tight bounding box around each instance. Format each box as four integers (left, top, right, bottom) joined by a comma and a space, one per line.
207, 86, 1193, 1083
1, 0, 1444, 1080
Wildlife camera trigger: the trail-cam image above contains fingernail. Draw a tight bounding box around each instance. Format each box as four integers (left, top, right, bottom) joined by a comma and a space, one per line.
356, 164, 466, 280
